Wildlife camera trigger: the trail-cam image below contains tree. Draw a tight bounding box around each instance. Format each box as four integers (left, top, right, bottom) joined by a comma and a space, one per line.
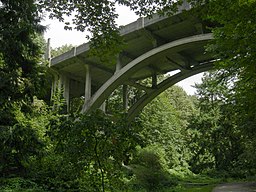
51, 44, 73, 58
0, 0, 49, 176
139, 85, 196, 175
0, 0, 46, 105
40, 110, 143, 191
130, 145, 175, 192
0, 0, 48, 125
1, 0, 255, 189
200, 0, 256, 138
188, 71, 256, 177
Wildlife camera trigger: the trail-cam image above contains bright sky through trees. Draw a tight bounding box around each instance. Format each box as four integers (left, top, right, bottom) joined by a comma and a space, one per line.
42, 5, 138, 48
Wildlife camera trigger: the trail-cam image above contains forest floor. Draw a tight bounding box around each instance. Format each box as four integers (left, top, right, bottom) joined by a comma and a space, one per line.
212, 182, 256, 192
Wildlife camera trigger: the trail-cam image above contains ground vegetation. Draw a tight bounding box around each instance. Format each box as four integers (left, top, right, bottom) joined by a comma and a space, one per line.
0, 0, 255, 191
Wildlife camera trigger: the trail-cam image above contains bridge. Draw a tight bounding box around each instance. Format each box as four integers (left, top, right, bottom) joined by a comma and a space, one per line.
50, 2, 214, 121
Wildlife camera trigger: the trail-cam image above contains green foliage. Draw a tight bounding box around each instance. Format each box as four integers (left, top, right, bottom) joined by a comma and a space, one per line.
0, 0, 47, 104
201, 0, 256, 144
106, 85, 125, 114
107, 83, 147, 114
1, 0, 256, 190
0, 4, 50, 176
69, 97, 84, 114
38, 0, 189, 63
51, 44, 73, 58
0, 98, 50, 177
0, 0, 52, 186
0, 177, 45, 192
129, 145, 177, 192
32, 110, 143, 191
140, 86, 195, 175
187, 71, 256, 178
171, 184, 215, 192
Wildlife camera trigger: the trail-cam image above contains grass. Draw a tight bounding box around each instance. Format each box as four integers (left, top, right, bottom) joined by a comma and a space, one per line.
161, 173, 220, 192
170, 184, 216, 192
122, 174, 218, 192
3, 174, 253, 192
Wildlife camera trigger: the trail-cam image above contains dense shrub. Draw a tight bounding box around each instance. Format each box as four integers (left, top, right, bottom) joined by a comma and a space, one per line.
129, 145, 177, 192
0, 177, 45, 191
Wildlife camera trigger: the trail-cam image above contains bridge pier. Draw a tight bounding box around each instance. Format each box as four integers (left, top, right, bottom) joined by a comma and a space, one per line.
116, 54, 129, 112
84, 64, 91, 106
61, 74, 70, 112
99, 102, 106, 112
123, 85, 128, 111
80, 63, 107, 113
115, 54, 122, 72
50, 72, 70, 112
51, 73, 58, 101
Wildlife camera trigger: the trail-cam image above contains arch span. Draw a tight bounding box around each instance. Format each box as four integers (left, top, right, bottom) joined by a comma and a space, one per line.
127, 62, 213, 121
82, 33, 214, 118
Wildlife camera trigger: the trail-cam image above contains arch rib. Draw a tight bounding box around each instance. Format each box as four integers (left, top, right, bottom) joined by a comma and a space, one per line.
127, 62, 214, 122
82, 33, 214, 113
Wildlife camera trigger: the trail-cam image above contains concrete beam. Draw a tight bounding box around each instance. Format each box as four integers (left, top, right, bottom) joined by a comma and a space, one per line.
51, 72, 59, 100
141, 28, 167, 47
177, 51, 199, 67
77, 57, 114, 75
147, 65, 163, 74
166, 56, 191, 72
125, 81, 152, 94
122, 51, 137, 61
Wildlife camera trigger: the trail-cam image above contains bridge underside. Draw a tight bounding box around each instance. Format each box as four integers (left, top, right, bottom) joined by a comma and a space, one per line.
50, 6, 214, 121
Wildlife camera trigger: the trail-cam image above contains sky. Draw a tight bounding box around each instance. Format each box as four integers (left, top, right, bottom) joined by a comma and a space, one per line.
42, 5, 203, 95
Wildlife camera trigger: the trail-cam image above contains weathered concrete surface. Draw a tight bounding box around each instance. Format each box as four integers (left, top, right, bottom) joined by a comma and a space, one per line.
212, 182, 256, 192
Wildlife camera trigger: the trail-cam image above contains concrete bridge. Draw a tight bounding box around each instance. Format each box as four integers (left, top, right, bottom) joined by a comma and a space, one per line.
50, 2, 214, 121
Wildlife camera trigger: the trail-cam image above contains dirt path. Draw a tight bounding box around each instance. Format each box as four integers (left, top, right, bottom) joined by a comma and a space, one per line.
212, 182, 256, 192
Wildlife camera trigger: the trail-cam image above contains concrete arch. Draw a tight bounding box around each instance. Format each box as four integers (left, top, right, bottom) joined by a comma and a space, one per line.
127, 62, 213, 122
83, 33, 214, 115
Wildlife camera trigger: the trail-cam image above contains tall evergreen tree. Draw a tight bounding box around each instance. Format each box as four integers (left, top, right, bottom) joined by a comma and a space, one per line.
140, 86, 195, 174
0, 0, 48, 176
188, 71, 256, 177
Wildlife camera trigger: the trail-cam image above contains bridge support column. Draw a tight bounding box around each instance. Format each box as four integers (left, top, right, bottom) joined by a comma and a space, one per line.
44, 38, 51, 63
62, 75, 70, 112
51, 73, 58, 100
152, 73, 157, 88
84, 64, 91, 104
115, 54, 122, 73
57, 73, 70, 112
100, 102, 106, 112
50, 72, 70, 112
116, 55, 129, 111
123, 85, 128, 111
